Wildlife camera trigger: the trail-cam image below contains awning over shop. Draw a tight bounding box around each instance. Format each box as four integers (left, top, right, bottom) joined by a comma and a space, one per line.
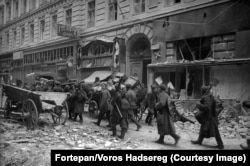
84, 71, 112, 84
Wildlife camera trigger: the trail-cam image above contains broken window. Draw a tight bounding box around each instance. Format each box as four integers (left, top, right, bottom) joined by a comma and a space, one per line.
176, 37, 212, 61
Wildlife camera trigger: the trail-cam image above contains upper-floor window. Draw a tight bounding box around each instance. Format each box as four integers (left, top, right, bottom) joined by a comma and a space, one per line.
65, 8, 72, 26
51, 14, 57, 37
134, 0, 145, 14
165, 0, 181, 6
108, 0, 118, 22
0, 37, 2, 51
0, 6, 4, 25
13, 30, 17, 48
87, 0, 95, 28
29, 23, 34, 42
6, 2, 11, 22
40, 19, 45, 40
6, 32, 9, 49
13, 0, 19, 18
21, 26, 25, 45
22, 0, 27, 14
30, 0, 36, 11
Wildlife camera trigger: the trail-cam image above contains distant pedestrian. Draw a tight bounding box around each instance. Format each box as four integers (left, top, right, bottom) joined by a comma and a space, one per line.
145, 84, 158, 126
155, 84, 180, 145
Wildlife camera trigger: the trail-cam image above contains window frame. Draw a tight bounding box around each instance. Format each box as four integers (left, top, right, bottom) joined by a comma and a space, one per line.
0, 5, 4, 25
39, 19, 45, 41
108, 0, 118, 23
22, 0, 27, 15
13, 30, 17, 48
133, 0, 146, 15
13, 0, 19, 18
51, 13, 58, 37
87, 0, 96, 28
20, 26, 25, 46
65, 8, 72, 26
29, 23, 34, 43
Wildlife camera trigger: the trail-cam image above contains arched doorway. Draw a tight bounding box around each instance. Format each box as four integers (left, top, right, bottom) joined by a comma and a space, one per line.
126, 33, 151, 85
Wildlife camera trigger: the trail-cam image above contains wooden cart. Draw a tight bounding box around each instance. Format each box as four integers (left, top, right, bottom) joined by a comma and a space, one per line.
0, 83, 69, 129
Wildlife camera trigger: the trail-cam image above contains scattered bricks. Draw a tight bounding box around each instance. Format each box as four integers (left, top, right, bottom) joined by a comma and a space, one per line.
213, 51, 235, 59
223, 34, 235, 42
213, 36, 223, 43
227, 42, 235, 51
245, 121, 250, 128
213, 43, 228, 51
237, 128, 248, 133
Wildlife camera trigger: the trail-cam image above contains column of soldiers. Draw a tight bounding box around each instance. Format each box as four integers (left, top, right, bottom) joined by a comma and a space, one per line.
11, 76, 226, 149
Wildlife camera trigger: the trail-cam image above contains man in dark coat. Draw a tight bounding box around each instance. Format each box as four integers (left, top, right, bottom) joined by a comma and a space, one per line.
155, 84, 180, 145
94, 82, 111, 126
110, 85, 129, 139
191, 86, 224, 149
125, 84, 141, 131
72, 84, 88, 123
145, 84, 158, 126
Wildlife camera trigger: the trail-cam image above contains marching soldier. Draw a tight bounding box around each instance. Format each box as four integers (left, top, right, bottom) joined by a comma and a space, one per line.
191, 86, 224, 149
155, 84, 180, 145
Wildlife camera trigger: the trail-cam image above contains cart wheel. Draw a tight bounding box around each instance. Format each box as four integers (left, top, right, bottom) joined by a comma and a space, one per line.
3, 98, 12, 119
52, 101, 69, 125
89, 100, 99, 118
22, 99, 38, 130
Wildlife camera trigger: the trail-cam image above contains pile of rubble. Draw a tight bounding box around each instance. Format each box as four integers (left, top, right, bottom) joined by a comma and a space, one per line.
174, 111, 250, 139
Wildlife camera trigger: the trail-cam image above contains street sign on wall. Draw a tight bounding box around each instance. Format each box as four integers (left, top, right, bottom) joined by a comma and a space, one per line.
57, 24, 81, 38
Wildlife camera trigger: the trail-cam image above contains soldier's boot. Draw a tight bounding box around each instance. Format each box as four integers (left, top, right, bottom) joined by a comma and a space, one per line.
215, 133, 224, 150
155, 135, 164, 144
111, 126, 117, 137
191, 134, 203, 145
171, 133, 180, 146
119, 128, 126, 139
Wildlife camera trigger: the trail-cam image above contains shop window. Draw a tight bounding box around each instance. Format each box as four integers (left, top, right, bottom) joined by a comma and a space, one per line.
29, 23, 34, 42
13, 30, 17, 48
40, 19, 45, 40
165, 0, 181, 6
51, 14, 57, 37
30, 0, 36, 11
87, 0, 95, 28
6, 32, 9, 49
6, 2, 11, 22
0, 6, 4, 25
22, 0, 27, 14
134, 0, 145, 15
13, 0, 19, 18
108, 0, 118, 22
20, 26, 25, 46
65, 8, 72, 26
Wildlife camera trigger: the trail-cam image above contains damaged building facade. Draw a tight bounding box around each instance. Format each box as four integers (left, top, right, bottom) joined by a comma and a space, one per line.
148, 0, 250, 102
0, 0, 249, 100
